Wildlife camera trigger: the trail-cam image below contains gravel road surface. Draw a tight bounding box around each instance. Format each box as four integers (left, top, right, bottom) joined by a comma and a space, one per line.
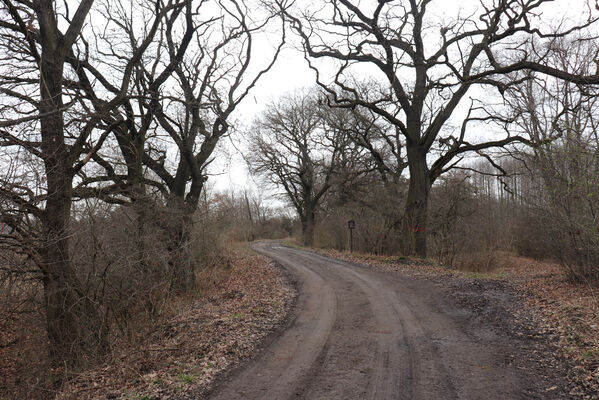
208, 241, 572, 400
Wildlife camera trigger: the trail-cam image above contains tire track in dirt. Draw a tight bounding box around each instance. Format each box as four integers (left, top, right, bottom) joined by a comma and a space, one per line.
207, 244, 337, 399
289, 248, 456, 400
208, 241, 563, 400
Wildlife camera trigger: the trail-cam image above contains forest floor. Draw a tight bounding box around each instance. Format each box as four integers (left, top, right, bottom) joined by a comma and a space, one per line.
309, 246, 599, 398
0, 245, 296, 400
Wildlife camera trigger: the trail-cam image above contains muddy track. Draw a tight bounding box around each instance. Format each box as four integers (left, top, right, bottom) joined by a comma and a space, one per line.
208, 242, 569, 400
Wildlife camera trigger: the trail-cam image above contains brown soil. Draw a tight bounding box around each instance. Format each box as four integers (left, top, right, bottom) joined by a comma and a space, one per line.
210, 242, 592, 399
315, 247, 599, 398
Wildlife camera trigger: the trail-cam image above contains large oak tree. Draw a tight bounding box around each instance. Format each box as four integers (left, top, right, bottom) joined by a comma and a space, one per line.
0, 0, 188, 366
283, 0, 599, 257
249, 90, 363, 246
70, 0, 284, 291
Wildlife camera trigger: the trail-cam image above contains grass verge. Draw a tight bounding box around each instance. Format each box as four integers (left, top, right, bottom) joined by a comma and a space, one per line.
0, 243, 295, 400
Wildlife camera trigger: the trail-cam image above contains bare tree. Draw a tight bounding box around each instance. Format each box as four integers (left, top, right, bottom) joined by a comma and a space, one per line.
65, 0, 198, 293
67, 0, 284, 292
506, 38, 599, 280
0, 0, 189, 366
248, 90, 360, 246
0, 0, 111, 366
282, 0, 599, 257
142, 0, 284, 291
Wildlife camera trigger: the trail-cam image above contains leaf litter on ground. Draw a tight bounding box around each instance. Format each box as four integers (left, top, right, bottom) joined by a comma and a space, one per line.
55, 244, 296, 400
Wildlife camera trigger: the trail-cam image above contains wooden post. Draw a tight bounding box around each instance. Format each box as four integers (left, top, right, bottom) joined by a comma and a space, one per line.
348, 220, 355, 252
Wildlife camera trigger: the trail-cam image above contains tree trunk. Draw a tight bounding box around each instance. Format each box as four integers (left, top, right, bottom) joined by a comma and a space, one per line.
39, 49, 106, 368
401, 146, 431, 258
42, 255, 108, 366
168, 220, 195, 293
301, 207, 315, 247
165, 196, 196, 293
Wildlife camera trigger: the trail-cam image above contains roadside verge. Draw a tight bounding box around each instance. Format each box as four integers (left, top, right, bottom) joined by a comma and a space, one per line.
55, 244, 297, 400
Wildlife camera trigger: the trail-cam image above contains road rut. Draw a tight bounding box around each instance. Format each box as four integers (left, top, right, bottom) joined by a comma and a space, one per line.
208, 242, 560, 400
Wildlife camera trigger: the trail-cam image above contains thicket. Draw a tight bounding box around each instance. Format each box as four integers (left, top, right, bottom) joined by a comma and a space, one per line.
305, 149, 599, 280
0, 188, 288, 398
255, 88, 599, 281
0, 0, 284, 382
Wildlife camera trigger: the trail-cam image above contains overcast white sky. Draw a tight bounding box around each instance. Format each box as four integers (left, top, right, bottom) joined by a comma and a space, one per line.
206, 0, 596, 200
208, 45, 314, 197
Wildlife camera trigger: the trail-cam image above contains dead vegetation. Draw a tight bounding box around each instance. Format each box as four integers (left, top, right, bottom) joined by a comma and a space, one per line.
1, 0, 599, 396
506, 256, 599, 393
0, 244, 294, 400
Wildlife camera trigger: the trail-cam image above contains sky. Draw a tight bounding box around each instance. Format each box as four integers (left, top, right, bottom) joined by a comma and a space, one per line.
205, 0, 597, 201
208, 43, 316, 198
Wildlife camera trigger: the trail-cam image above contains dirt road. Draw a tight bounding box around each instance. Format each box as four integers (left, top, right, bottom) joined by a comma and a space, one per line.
208, 242, 571, 400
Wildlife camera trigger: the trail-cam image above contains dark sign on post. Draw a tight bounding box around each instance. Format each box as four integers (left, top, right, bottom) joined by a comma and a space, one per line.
347, 220, 355, 252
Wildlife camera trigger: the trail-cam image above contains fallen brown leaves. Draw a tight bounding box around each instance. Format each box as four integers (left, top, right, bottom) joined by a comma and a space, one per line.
52, 244, 295, 400
502, 255, 599, 396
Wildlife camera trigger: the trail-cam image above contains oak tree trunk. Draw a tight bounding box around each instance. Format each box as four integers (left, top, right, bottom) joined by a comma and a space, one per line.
165, 193, 197, 293
168, 216, 195, 293
401, 146, 431, 258
39, 48, 106, 367
301, 207, 315, 247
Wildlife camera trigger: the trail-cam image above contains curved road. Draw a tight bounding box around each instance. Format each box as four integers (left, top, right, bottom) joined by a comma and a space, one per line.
209, 241, 547, 400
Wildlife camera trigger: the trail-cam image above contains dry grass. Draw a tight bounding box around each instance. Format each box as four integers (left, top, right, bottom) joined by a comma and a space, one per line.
53, 243, 294, 400
452, 251, 500, 273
